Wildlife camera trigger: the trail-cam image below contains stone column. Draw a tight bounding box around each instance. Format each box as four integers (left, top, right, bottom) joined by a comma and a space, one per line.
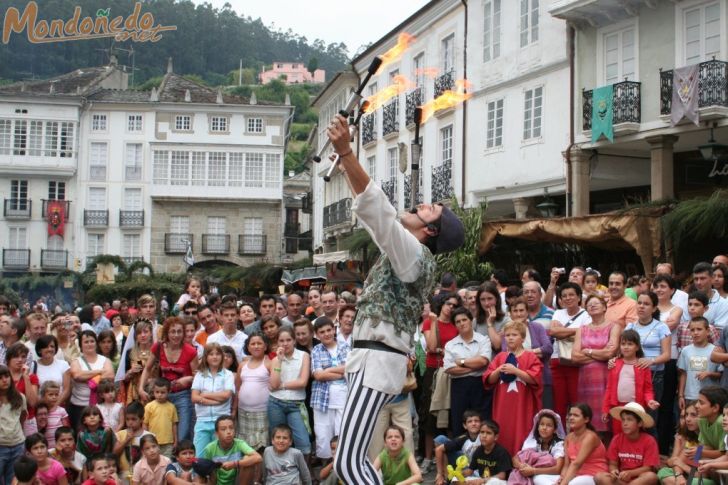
513, 198, 530, 219
567, 146, 591, 217
646, 135, 678, 201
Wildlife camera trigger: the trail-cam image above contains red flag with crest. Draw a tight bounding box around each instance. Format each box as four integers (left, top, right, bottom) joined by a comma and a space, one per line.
47, 200, 66, 237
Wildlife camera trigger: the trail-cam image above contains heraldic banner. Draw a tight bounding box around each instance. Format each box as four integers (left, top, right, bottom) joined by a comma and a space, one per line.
47, 200, 66, 237
672, 64, 700, 126
592, 84, 614, 143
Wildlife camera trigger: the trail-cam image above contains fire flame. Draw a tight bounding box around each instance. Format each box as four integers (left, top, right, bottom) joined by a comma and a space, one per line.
419, 79, 472, 123
414, 67, 439, 79
377, 33, 416, 72
364, 75, 415, 113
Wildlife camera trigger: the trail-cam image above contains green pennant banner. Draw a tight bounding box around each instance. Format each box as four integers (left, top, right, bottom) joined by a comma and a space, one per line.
591, 84, 614, 143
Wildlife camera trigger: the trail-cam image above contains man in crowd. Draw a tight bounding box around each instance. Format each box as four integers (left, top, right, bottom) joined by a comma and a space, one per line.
440, 272, 457, 294
714, 254, 728, 267
605, 271, 638, 327
693, 262, 728, 332
195, 304, 220, 347
0, 297, 11, 316
337, 304, 356, 347
25, 312, 49, 360
491, 269, 510, 314
282, 292, 304, 326
91, 305, 110, 334
318, 291, 339, 325
0, 314, 32, 367
207, 301, 247, 361
244, 295, 277, 335
524, 281, 553, 329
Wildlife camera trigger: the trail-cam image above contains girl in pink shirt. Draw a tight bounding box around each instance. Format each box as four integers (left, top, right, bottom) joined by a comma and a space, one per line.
25, 433, 68, 485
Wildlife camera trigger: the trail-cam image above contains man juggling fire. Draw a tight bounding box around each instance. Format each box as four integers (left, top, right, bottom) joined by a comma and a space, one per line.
326, 113, 465, 484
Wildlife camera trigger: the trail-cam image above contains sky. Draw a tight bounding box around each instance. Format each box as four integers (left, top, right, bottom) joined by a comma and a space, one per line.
192, 0, 429, 57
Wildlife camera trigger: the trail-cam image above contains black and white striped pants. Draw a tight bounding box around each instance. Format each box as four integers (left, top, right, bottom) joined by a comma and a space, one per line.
334, 370, 396, 484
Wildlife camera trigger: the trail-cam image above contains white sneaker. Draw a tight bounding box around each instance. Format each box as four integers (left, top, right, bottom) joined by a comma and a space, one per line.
420, 458, 432, 473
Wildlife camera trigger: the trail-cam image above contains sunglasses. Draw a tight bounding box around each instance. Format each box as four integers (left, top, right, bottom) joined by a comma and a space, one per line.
184, 311, 198, 315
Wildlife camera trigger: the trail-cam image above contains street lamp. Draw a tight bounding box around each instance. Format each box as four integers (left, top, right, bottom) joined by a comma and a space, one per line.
536, 188, 559, 218
699, 127, 728, 161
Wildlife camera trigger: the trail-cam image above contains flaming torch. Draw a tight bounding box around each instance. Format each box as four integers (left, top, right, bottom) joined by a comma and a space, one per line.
410, 107, 423, 209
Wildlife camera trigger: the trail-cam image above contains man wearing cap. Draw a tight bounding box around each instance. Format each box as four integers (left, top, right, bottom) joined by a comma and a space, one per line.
326, 113, 465, 485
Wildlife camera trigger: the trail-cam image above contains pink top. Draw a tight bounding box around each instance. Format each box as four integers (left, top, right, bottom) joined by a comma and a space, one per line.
37, 459, 66, 485
45, 405, 69, 448
567, 434, 608, 476
238, 359, 270, 412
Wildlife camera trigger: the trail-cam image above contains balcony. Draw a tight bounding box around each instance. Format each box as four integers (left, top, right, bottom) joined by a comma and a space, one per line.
383, 99, 399, 137
382, 178, 397, 208
284, 222, 300, 237
202, 234, 230, 255
431, 160, 454, 202
323, 198, 353, 229
406, 87, 423, 127
2, 249, 30, 270
404, 176, 423, 210
582, 80, 641, 135
119, 210, 144, 227
238, 234, 267, 255
660, 59, 728, 120
84, 210, 109, 227
164, 233, 192, 254
361, 113, 376, 146
41, 200, 70, 221
41, 250, 68, 270
3, 199, 31, 219
434, 70, 455, 98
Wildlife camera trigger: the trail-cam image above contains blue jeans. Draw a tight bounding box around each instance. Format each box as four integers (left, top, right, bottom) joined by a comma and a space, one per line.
169, 388, 193, 442
0, 443, 23, 485
434, 435, 463, 467
267, 396, 311, 454
193, 420, 217, 458
648, 370, 665, 439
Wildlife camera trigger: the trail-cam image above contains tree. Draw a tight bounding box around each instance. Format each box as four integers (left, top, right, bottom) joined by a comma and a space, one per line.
307, 57, 319, 76
435, 200, 492, 283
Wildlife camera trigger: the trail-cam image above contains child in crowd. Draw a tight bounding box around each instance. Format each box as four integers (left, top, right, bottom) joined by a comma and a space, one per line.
164, 440, 203, 484
25, 402, 49, 437
201, 415, 262, 485
96, 379, 123, 432
14, 455, 39, 485
697, 402, 728, 478
49, 427, 86, 485
175, 277, 205, 315
263, 424, 312, 485
468, 420, 513, 484
484, 320, 543, 456
658, 401, 702, 485
191, 343, 235, 456
603, 330, 660, 434
693, 386, 728, 461
82, 456, 115, 485
76, 406, 114, 460
373, 425, 422, 485
678, 318, 721, 408
131, 435, 171, 485
677, 293, 719, 352
583, 269, 606, 302
319, 436, 339, 485
102, 454, 120, 484
143, 377, 178, 457
25, 433, 67, 485
113, 401, 152, 485
435, 410, 483, 485
221, 345, 239, 373
41, 382, 70, 449
510, 409, 566, 485
595, 403, 659, 485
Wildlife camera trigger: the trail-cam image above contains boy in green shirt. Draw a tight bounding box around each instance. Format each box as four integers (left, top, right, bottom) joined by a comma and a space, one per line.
694, 386, 728, 461
202, 415, 262, 485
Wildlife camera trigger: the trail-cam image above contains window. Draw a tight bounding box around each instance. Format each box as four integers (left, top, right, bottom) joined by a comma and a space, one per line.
245, 153, 264, 188
125, 144, 143, 181
486, 99, 504, 148
171, 151, 190, 186
441, 34, 455, 73
89, 142, 107, 181
44, 122, 58, 156
604, 27, 636, 84
122, 234, 141, 260
244, 217, 264, 253
413, 53, 425, 89
48, 181, 65, 200
191, 152, 206, 186
8, 227, 27, 249
59, 122, 74, 157
520, 0, 539, 47
208, 152, 226, 186
127, 114, 143, 132
124, 188, 142, 211
88, 187, 106, 210
440, 125, 453, 165
13, 120, 27, 155
367, 156, 377, 181
175, 115, 191, 131
684, 2, 721, 64
9, 180, 28, 210
91, 114, 107, 132
206, 217, 227, 252
247, 118, 264, 133
170, 216, 190, 234
264, 154, 279, 188
229, 153, 244, 186
387, 147, 398, 181
0, 120, 10, 155
153, 150, 169, 184
28, 121, 42, 156
210, 116, 229, 133
523, 87, 543, 140
484, 0, 501, 61
47, 234, 63, 251
87, 234, 105, 259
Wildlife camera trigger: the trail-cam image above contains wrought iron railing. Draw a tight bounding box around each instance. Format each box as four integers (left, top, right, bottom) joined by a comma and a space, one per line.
284, 222, 300, 237
4, 199, 31, 219
2, 249, 30, 269
383, 99, 399, 136
119, 210, 144, 227
382, 178, 397, 208
84, 210, 109, 226
406, 87, 422, 126
361, 113, 376, 145
582, 80, 641, 131
41, 250, 68, 269
434, 70, 455, 98
431, 160, 454, 202
238, 234, 267, 255
404, 176, 424, 210
323, 198, 353, 229
660, 58, 728, 115
202, 234, 230, 255
164, 233, 192, 254
41, 200, 70, 221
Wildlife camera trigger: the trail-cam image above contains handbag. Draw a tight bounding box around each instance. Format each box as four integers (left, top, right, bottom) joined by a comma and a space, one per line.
558, 310, 585, 366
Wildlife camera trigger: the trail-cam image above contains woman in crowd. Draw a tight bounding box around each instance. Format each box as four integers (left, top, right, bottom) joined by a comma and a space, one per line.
69, 330, 114, 429
97, 330, 120, 372
0, 365, 27, 485
293, 318, 319, 354
262, 315, 283, 359
139, 317, 199, 442
507, 297, 553, 364
182, 315, 204, 359
713, 263, 728, 298
107, 310, 128, 354
239, 302, 258, 334
120, 319, 154, 405
237, 333, 271, 448
6, 343, 38, 410
34, 335, 71, 405
306, 288, 323, 319
221, 345, 239, 373
474, 282, 510, 353
558, 403, 607, 485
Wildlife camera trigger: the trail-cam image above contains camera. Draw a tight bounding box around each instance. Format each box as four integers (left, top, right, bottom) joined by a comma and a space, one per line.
555, 267, 566, 274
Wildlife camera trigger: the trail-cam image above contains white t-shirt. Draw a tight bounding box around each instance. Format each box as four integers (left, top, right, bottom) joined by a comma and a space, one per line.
550, 308, 591, 359
35, 358, 70, 393
206, 329, 248, 362
98, 402, 123, 430
70, 355, 108, 406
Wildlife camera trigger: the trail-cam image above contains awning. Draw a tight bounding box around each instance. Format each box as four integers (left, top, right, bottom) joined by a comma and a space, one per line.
313, 250, 351, 265
281, 266, 327, 285
479, 209, 664, 272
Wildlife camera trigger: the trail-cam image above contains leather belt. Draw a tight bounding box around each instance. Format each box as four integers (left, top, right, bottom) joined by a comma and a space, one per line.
352, 340, 408, 356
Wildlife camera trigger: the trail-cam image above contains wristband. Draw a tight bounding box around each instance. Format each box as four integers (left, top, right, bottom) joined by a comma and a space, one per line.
273, 368, 281, 372
337, 150, 352, 158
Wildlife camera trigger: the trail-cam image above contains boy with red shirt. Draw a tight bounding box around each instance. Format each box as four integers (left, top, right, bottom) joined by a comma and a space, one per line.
595, 402, 659, 485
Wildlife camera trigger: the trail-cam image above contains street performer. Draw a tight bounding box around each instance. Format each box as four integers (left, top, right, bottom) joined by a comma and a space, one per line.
326, 113, 465, 484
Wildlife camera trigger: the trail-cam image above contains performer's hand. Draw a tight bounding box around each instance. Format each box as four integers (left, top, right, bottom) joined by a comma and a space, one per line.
327, 114, 351, 154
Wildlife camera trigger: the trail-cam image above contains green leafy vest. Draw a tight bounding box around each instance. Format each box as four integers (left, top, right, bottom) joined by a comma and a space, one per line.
354, 246, 437, 336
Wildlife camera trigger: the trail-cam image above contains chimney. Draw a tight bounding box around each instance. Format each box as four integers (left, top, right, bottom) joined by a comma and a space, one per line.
250, 92, 257, 105
150, 87, 159, 102
216, 87, 223, 104
167, 57, 173, 74
184, 89, 191, 102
